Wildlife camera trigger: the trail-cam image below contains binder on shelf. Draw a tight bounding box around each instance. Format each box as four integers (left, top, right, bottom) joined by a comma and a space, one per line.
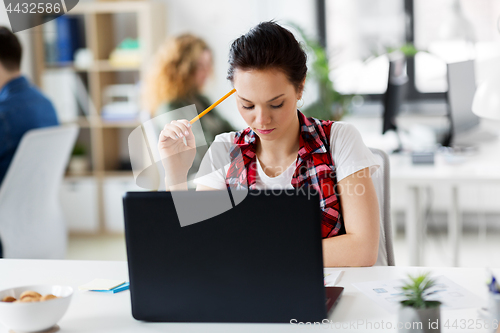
55, 16, 81, 63
74, 74, 94, 118
42, 16, 57, 64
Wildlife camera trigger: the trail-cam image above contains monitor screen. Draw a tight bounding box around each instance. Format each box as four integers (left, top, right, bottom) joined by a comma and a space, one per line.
446, 60, 480, 135
382, 56, 408, 134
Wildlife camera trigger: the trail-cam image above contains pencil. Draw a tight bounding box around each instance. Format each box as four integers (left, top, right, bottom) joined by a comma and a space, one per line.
189, 88, 236, 124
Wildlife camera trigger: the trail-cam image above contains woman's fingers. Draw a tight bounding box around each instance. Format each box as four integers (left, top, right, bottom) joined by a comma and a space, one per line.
170, 120, 192, 138
159, 119, 193, 142
177, 119, 195, 146
159, 126, 178, 142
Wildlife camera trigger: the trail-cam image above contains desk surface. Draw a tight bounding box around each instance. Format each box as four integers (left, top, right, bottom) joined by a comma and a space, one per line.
0, 260, 499, 333
389, 139, 500, 184
344, 114, 500, 183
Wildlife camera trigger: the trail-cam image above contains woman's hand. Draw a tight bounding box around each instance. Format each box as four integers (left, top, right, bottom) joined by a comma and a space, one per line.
158, 119, 196, 183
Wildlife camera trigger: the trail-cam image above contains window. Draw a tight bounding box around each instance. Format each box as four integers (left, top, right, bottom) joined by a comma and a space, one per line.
322, 0, 500, 99
414, 0, 500, 92
325, 0, 406, 95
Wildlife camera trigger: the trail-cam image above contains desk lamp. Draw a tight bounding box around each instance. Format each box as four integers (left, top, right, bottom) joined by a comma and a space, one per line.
472, 18, 500, 120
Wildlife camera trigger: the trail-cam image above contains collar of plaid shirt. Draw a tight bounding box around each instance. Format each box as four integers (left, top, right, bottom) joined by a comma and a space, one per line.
225, 110, 344, 238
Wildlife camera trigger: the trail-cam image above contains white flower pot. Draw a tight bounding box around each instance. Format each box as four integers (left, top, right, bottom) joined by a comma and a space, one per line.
68, 156, 89, 175
398, 306, 441, 333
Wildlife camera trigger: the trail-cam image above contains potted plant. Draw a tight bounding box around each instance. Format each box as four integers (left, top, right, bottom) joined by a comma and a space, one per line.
68, 143, 89, 175
398, 273, 441, 333
289, 23, 353, 121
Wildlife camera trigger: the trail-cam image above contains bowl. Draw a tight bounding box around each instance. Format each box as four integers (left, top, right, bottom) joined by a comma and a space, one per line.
0, 285, 73, 332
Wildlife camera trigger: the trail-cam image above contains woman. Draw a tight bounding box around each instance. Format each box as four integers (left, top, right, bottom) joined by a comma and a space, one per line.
158, 22, 380, 267
144, 34, 233, 144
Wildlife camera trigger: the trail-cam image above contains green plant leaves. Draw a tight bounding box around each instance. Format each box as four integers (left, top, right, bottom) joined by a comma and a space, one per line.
400, 272, 442, 309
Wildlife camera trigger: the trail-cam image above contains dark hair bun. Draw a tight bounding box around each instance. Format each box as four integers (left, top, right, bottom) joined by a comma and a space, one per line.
227, 21, 307, 92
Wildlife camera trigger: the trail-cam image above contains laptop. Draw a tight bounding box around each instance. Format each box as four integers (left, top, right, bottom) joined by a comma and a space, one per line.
123, 190, 343, 323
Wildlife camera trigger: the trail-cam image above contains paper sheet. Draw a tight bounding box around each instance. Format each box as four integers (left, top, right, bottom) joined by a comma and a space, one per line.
352, 276, 486, 313
324, 269, 344, 286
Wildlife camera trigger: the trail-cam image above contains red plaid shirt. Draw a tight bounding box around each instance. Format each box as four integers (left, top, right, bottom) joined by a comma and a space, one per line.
225, 111, 344, 238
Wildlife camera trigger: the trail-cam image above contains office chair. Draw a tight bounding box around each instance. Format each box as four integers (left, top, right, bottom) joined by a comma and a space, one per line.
369, 148, 395, 266
0, 125, 78, 259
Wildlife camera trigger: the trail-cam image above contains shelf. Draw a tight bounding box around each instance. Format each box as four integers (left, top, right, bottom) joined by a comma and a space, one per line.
59, 117, 92, 128
98, 119, 142, 128
102, 170, 135, 178
44, 63, 96, 74
93, 60, 141, 72
33, 1, 165, 234
77, 117, 92, 128
45, 62, 75, 69
65, 172, 95, 179
51, 62, 139, 73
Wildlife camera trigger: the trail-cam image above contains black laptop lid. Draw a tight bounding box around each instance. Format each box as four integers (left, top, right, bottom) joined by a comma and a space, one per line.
123, 190, 327, 323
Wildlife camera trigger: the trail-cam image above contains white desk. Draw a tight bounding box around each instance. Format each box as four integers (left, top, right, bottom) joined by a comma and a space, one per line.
0, 260, 498, 333
390, 138, 500, 267
345, 115, 500, 267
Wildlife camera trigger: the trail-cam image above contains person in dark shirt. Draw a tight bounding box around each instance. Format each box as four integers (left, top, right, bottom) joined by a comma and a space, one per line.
0, 27, 59, 258
0, 26, 59, 187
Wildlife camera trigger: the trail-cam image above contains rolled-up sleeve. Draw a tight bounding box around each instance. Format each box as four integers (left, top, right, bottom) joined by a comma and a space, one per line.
330, 122, 380, 182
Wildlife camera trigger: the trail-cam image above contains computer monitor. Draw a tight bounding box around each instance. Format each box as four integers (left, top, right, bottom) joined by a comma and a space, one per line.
443, 60, 481, 147
382, 56, 408, 151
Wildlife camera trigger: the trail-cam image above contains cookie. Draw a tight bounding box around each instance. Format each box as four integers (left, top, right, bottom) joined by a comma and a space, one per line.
1, 296, 16, 302
40, 294, 58, 301
19, 296, 39, 303
20, 291, 42, 300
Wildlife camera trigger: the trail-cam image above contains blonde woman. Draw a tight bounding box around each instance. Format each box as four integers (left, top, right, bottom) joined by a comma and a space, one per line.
144, 34, 233, 144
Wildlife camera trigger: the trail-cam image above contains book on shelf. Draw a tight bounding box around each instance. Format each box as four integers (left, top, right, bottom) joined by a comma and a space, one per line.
42, 17, 57, 64
43, 15, 82, 65
101, 84, 140, 122
56, 15, 81, 63
42, 68, 79, 123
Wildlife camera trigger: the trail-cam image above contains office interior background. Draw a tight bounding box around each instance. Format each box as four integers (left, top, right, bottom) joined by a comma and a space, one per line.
1, 0, 500, 267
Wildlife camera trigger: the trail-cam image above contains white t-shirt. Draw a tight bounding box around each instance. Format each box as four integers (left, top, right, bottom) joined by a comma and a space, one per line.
193, 122, 379, 190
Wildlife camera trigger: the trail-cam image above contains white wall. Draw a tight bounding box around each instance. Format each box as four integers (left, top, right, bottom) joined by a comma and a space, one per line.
159, 0, 319, 128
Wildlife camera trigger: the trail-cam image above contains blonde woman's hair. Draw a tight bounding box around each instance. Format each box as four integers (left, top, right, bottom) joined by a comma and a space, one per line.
144, 34, 210, 114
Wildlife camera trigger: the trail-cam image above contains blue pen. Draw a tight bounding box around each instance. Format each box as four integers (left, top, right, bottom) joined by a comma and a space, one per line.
488, 274, 500, 294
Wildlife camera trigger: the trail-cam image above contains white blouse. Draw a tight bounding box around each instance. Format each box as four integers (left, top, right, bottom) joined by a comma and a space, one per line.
193, 122, 379, 190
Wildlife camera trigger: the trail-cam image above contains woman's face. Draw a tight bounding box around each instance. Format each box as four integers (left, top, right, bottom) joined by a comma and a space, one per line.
195, 50, 212, 90
233, 68, 303, 143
